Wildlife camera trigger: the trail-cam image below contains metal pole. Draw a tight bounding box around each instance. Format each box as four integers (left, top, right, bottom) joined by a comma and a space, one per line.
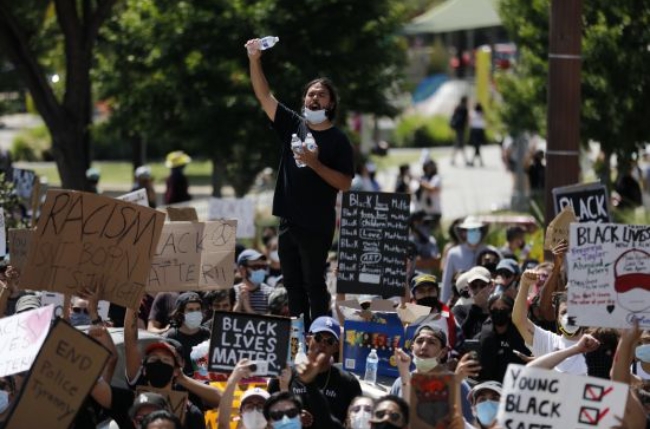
545, 0, 583, 228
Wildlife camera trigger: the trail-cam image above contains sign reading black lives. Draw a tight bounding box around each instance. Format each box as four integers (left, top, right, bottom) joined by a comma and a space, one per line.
337, 191, 410, 295
209, 312, 290, 376
552, 182, 611, 223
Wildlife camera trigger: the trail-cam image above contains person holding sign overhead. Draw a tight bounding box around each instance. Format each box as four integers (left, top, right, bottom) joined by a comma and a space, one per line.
246, 38, 355, 328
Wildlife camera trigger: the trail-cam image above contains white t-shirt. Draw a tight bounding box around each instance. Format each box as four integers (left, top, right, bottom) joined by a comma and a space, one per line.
531, 324, 587, 375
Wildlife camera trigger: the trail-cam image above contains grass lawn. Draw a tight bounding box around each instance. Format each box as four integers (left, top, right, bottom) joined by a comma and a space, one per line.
27, 160, 213, 187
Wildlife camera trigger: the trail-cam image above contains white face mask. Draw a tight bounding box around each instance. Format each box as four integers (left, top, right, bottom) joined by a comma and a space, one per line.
303, 107, 328, 124
559, 314, 580, 335
241, 409, 267, 429
270, 250, 280, 262
413, 355, 439, 373
350, 410, 372, 429
184, 311, 203, 329
0, 390, 9, 414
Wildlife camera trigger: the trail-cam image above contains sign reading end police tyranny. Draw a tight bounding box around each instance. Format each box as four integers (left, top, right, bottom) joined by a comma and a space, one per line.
209, 312, 290, 376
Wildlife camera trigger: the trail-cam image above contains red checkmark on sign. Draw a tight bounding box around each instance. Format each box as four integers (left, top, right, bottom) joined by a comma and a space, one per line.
584, 384, 614, 402
579, 407, 610, 425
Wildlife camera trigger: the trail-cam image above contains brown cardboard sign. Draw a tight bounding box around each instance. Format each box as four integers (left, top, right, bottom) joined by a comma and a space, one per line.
136, 386, 188, 424
410, 372, 458, 429
147, 220, 236, 292
7, 228, 33, 271
166, 207, 199, 222
20, 190, 165, 308
545, 205, 578, 250
5, 319, 110, 429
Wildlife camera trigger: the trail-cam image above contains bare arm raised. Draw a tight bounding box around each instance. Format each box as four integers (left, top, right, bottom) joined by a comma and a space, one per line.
246, 39, 278, 121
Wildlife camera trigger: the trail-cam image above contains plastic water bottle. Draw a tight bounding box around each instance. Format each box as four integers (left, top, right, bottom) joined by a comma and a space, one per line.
295, 341, 308, 366
304, 132, 317, 152
291, 133, 306, 168
364, 349, 379, 384
259, 36, 279, 50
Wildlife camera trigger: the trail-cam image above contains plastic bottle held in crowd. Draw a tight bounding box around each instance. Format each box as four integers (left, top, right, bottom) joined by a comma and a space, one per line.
259, 36, 280, 50
295, 341, 308, 366
304, 132, 317, 152
364, 349, 379, 384
291, 133, 306, 168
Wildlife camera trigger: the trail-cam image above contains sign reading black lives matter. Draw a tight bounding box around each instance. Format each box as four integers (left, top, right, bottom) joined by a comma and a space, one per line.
209, 312, 290, 376
337, 191, 410, 295
552, 182, 610, 223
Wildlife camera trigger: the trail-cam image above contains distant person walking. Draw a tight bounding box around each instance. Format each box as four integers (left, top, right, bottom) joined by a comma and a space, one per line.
449, 96, 469, 166
468, 103, 486, 167
245, 37, 354, 327
132, 165, 157, 208
164, 151, 192, 205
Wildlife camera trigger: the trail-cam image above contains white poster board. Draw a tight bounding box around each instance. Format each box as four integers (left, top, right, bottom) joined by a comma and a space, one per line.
116, 188, 149, 207
40, 292, 110, 320
12, 168, 35, 200
497, 364, 628, 429
567, 223, 650, 328
0, 305, 54, 377
208, 198, 255, 238
0, 208, 6, 257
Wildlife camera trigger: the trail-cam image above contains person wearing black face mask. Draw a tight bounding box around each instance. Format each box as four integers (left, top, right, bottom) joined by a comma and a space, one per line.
476, 293, 530, 382
409, 275, 460, 351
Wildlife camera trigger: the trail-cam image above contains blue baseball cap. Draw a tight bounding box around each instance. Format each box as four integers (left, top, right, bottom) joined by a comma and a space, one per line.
496, 258, 520, 275
309, 316, 340, 341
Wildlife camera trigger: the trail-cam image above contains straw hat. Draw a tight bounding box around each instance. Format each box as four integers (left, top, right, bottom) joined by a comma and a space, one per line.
165, 151, 191, 168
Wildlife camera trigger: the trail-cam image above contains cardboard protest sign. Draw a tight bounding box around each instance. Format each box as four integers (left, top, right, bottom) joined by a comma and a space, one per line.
209, 312, 291, 376
11, 168, 35, 200
147, 220, 236, 292
410, 372, 458, 429
20, 190, 165, 309
136, 386, 188, 424
208, 197, 255, 238
0, 208, 6, 257
40, 292, 110, 321
552, 182, 610, 223
0, 305, 54, 377
544, 205, 578, 250
5, 318, 110, 429
567, 223, 650, 328
337, 191, 411, 295
7, 229, 32, 271
116, 188, 149, 207
497, 364, 627, 429
167, 206, 199, 222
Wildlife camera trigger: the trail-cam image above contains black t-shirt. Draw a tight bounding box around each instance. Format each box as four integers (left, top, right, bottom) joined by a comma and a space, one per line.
164, 327, 211, 376
477, 322, 530, 383
148, 292, 179, 327
268, 365, 361, 424
271, 103, 354, 235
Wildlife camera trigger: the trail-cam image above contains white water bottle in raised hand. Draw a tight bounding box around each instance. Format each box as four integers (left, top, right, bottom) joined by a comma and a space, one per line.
364, 349, 379, 384
291, 133, 306, 168
259, 36, 279, 50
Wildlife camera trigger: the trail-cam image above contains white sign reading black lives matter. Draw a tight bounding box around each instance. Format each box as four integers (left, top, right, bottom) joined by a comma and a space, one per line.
567, 223, 650, 329
337, 191, 410, 295
208, 312, 290, 376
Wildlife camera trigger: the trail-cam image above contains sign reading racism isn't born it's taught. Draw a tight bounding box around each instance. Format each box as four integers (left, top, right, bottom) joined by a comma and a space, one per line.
209, 312, 290, 376
497, 364, 627, 429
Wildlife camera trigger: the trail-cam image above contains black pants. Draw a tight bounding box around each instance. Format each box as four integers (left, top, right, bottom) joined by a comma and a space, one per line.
278, 219, 333, 328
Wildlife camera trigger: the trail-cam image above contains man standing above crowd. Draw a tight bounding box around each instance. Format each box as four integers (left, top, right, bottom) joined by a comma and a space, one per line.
246, 38, 354, 327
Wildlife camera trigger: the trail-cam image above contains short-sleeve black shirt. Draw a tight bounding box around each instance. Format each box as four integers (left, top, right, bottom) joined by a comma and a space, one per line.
272, 103, 354, 235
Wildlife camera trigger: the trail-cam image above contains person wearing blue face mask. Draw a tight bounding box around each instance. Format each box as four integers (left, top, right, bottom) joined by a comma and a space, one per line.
234, 249, 274, 315
441, 217, 499, 305
246, 39, 355, 329
467, 381, 502, 429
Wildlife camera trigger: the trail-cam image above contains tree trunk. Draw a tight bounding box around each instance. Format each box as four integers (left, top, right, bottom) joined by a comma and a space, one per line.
211, 157, 224, 197
598, 148, 612, 190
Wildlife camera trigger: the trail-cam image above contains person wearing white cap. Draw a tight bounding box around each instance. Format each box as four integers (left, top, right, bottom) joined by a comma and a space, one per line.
452, 266, 495, 340
466, 381, 502, 428
441, 217, 499, 304
132, 165, 157, 208
218, 359, 271, 429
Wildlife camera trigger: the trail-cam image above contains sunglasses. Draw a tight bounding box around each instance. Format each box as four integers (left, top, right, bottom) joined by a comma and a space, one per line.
350, 405, 373, 413
310, 332, 337, 346
269, 408, 300, 421
72, 307, 89, 314
374, 409, 403, 423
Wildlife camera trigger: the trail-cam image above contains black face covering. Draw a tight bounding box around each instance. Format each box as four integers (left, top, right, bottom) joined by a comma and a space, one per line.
372, 422, 401, 429
416, 297, 440, 311
482, 262, 497, 274
145, 361, 175, 388
490, 309, 511, 327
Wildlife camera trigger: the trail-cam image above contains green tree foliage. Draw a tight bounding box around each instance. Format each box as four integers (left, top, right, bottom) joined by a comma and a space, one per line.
96, 0, 408, 196
497, 0, 650, 184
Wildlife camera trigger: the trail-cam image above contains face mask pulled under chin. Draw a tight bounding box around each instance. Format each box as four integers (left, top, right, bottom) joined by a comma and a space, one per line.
303, 107, 328, 124
413, 355, 439, 372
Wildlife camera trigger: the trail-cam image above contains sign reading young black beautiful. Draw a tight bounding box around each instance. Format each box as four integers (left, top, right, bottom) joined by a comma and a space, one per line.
337, 191, 411, 295
208, 312, 291, 376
